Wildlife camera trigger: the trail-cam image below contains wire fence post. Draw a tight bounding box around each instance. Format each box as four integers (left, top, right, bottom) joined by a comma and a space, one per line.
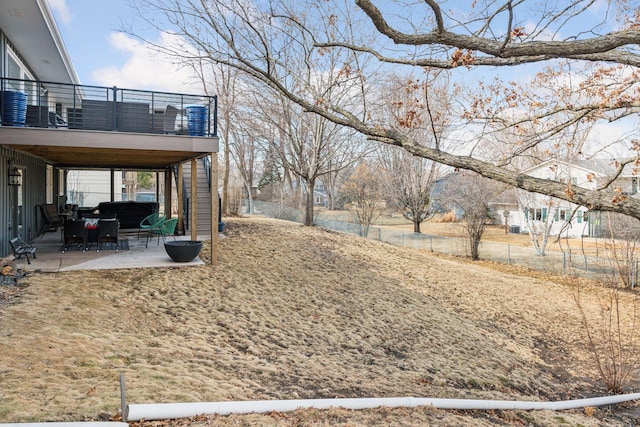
562, 252, 566, 276
507, 244, 511, 265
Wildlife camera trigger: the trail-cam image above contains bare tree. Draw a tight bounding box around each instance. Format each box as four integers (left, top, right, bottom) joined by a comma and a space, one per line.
442, 172, 506, 260
376, 73, 450, 232
253, 90, 362, 225
517, 191, 559, 256
573, 269, 640, 393
130, 0, 640, 220
188, 61, 239, 215
340, 161, 386, 237
379, 146, 440, 233
321, 162, 353, 210
600, 213, 640, 288
230, 131, 259, 214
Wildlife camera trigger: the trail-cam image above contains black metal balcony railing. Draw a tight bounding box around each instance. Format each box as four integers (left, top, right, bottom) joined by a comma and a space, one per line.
0, 77, 217, 137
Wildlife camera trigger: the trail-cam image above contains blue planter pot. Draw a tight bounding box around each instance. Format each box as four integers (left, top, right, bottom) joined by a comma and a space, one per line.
185, 105, 207, 136
1, 91, 27, 126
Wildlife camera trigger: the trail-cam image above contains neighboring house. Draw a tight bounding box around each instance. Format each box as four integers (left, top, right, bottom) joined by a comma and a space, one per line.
435, 162, 630, 239
430, 173, 462, 218
313, 181, 328, 207
511, 159, 636, 238
0, 0, 220, 257
488, 187, 522, 232
284, 179, 329, 207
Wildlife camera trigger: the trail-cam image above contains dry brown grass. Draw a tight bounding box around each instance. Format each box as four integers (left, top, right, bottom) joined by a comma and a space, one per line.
1, 217, 640, 426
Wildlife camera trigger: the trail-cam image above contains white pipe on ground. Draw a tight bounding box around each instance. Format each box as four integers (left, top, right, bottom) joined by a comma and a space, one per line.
0, 423, 128, 427
126, 393, 640, 421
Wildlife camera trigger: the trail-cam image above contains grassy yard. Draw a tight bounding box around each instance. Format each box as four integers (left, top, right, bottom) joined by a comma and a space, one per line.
1, 217, 639, 426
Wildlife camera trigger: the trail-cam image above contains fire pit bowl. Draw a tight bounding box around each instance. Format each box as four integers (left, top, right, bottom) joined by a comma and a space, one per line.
164, 240, 203, 262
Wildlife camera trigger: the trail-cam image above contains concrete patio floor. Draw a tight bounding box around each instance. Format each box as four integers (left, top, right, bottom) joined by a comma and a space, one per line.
16, 229, 210, 273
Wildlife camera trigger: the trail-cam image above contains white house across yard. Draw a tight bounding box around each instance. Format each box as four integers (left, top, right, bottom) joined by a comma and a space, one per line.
491, 159, 636, 239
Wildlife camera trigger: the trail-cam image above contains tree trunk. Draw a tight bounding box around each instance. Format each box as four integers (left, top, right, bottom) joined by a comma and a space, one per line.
413, 218, 421, 233
244, 184, 253, 214
470, 237, 481, 260
304, 179, 316, 226
222, 140, 230, 215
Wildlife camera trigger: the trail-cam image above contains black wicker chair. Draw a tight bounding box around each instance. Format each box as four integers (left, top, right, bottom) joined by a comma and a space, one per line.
97, 218, 119, 251
62, 219, 87, 253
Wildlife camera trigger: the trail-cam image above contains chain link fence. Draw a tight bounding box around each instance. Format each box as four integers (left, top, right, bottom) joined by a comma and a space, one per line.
250, 201, 639, 287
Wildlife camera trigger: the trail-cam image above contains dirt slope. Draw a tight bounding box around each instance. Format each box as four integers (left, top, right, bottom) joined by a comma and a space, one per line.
1, 217, 639, 426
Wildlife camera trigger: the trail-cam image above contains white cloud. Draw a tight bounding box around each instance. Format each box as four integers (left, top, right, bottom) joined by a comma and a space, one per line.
47, 0, 72, 24
91, 32, 200, 93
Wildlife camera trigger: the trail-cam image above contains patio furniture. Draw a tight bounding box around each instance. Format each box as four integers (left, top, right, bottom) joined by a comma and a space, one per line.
152, 105, 179, 134
162, 105, 179, 133
62, 218, 87, 253
10, 237, 37, 264
85, 217, 99, 247
138, 212, 165, 238
80, 99, 113, 131
146, 217, 177, 247
118, 101, 152, 132
38, 203, 65, 237
97, 218, 120, 251
26, 105, 49, 127
97, 201, 158, 230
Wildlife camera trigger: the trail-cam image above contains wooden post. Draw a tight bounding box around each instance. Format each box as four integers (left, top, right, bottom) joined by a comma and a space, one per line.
190, 158, 197, 241
165, 167, 172, 222
211, 153, 219, 266
177, 163, 184, 234
110, 168, 115, 201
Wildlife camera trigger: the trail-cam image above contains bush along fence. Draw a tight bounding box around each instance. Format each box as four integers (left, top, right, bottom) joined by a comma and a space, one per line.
250, 201, 640, 288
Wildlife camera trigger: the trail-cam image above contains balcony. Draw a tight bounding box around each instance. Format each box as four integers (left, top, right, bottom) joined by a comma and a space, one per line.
0, 77, 217, 135
0, 77, 219, 169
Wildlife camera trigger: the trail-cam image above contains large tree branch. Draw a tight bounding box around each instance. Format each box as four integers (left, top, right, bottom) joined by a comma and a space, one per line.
132, 0, 640, 222
315, 40, 640, 68
284, 88, 640, 218
375, 129, 640, 217
355, 0, 640, 63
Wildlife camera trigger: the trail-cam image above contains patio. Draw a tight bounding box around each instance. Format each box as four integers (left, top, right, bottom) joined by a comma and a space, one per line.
16, 229, 209, 273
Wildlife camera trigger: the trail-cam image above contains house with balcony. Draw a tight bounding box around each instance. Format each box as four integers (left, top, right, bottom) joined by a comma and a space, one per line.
0, 0, 220, 260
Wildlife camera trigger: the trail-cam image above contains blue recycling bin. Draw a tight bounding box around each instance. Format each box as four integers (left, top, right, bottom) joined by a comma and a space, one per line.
185, 105, 207, 136
1, 91, 27, 127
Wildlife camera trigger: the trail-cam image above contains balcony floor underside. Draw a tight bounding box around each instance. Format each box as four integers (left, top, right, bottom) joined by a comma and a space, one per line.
0, 127, 218, 169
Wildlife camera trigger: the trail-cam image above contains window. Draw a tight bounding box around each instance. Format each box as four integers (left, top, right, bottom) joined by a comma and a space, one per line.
525, 207, 547, 221
6, 47, 36, 102
554, 209, 572, 221
46, 165, 54, 204
7, 54, 21, 82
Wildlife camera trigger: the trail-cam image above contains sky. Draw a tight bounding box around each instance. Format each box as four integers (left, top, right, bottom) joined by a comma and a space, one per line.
47, 0, 613, 91
48, 0, 194, 93
47, 0, 633, 154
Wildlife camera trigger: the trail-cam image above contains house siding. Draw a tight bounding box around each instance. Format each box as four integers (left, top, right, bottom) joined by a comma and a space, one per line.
1, 146, 48, 256
182, 159, 213, 233
515, 159, 634, 238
